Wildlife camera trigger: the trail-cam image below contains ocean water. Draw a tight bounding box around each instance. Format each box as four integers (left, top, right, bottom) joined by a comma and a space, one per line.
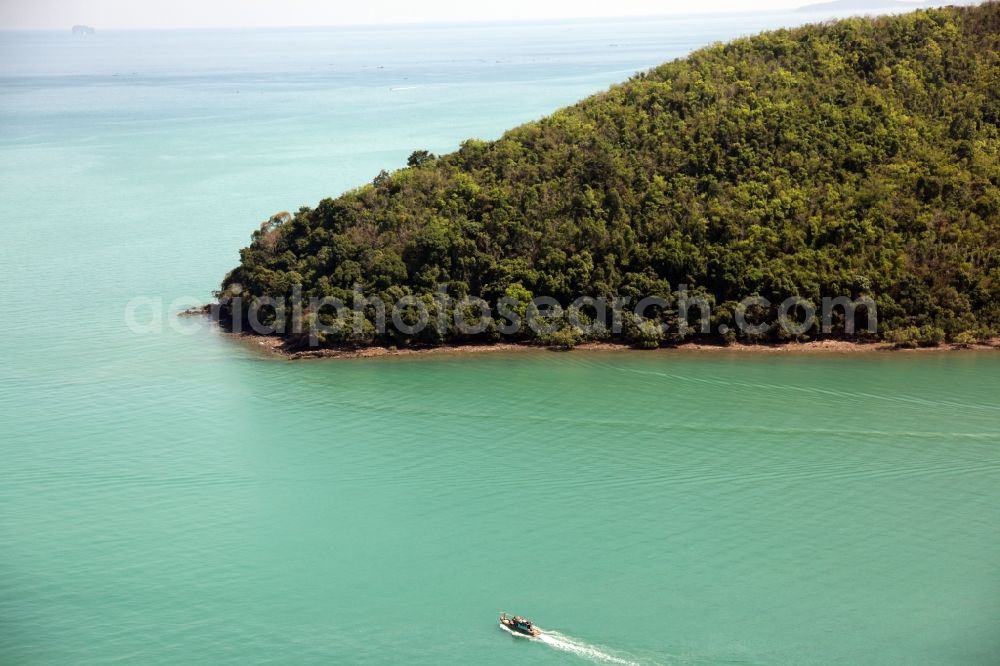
2, 13, 999, 666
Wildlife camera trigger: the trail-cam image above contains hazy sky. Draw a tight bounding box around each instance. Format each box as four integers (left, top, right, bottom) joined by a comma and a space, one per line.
0, 0, 874, 30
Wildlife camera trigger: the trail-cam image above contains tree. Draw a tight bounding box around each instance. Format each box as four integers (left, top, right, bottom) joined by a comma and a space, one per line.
407, 150, 436, 167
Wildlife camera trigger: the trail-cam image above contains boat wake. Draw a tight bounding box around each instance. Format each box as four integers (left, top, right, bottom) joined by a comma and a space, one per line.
535, 629, 642, 666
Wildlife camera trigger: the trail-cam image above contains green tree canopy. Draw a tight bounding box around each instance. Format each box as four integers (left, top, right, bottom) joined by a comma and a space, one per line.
220, 3, 1000, 349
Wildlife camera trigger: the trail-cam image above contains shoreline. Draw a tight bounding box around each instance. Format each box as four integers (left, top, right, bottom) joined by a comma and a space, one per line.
219, 329, 1000, 361
183, 305, 999, 360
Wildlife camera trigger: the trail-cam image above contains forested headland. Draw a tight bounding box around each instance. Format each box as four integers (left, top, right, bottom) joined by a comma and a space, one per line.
217, 2, 1000, 351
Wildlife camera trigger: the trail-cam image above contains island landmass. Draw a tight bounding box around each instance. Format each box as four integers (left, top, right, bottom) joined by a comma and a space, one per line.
213, 3, 1000, 357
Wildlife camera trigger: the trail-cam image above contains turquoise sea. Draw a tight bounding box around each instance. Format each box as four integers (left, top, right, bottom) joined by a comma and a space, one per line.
2, 13, 999, 665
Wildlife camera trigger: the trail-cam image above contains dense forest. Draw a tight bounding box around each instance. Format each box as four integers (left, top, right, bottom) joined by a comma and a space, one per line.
218, 2, 1000, 349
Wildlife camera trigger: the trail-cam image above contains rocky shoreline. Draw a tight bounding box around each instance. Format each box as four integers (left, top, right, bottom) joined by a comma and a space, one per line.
179, 306, 998, 360
218, 330, 1000, 362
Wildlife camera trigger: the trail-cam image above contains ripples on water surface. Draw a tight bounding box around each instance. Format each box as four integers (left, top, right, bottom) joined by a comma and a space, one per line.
4, 350, 999, 665
2, 14, 999, 666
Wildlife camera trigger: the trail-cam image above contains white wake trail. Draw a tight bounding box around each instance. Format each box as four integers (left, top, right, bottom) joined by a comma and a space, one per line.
536, 629, 643, 666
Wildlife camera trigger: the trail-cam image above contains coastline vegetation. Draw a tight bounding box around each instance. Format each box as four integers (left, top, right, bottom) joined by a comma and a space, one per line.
218, 2, 1000, 350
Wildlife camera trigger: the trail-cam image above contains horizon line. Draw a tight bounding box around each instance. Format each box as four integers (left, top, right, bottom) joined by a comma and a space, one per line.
0, 4, 935, 33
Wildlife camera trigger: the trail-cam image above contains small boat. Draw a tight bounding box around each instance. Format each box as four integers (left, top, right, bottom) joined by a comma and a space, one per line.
499, 612, 542, 637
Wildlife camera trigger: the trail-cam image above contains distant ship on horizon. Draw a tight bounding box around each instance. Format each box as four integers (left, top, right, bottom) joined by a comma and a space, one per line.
71, 25, 95, 35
